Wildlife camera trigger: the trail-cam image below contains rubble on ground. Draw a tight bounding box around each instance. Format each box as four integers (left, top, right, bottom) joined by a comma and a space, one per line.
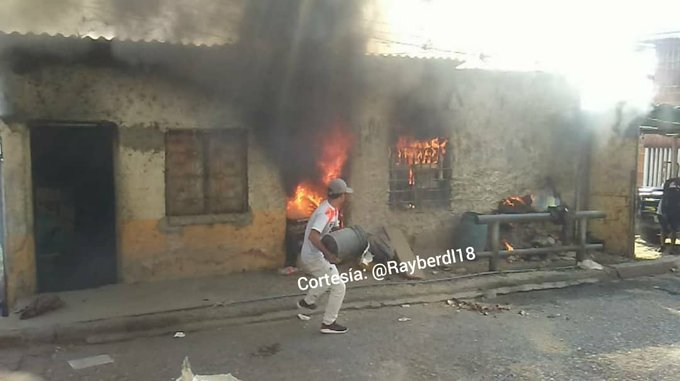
18, 295, 64, 320
446, 297, 511, 315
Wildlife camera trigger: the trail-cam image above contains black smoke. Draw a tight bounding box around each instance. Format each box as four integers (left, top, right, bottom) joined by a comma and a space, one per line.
0, 0, 369, 195
234, 0, 367, 194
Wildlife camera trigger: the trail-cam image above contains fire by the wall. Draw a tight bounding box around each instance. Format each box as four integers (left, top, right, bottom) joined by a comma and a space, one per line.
286, 126, 353, 219
498, 194, 534, 214
393, 137, 448, 185
286, 183, 324, 219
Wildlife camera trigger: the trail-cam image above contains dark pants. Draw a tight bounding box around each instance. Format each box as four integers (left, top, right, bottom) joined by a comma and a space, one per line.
284, 235, 301, 267
662, 213, 680, 233
660, 213, 680, 249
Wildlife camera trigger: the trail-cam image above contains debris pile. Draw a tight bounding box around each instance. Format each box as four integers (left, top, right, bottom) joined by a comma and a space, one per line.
446, 298, 511, 315
18, 295, 64, 320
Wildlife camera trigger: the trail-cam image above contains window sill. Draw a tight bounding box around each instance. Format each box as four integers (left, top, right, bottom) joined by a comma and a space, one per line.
164, 209, 253, 227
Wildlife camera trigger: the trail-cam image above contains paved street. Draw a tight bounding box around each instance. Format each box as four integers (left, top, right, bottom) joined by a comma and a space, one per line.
2, 274, 680, 380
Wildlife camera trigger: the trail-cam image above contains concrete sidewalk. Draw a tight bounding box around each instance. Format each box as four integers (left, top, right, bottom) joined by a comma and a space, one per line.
1, 255, 678, 346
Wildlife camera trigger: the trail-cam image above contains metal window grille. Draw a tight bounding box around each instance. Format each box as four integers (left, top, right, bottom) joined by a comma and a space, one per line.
643, 146, 679, 187
388, 144, 452, 209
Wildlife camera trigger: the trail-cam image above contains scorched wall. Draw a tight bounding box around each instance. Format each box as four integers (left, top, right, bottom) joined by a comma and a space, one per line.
1, 64, 286, 303
350, 57, 584, 250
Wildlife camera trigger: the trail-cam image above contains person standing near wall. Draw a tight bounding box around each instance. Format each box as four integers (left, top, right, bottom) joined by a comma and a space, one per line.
296, 178, 352, 334
659, 176, 680, 253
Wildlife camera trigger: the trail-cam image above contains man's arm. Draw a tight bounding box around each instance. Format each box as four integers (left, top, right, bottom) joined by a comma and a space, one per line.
309, 230, 341, 264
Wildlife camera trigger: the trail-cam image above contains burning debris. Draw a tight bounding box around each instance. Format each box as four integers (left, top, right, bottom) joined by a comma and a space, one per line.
286, 183, 324, 220
493, 185, 566, 262
498, 194, 534, 214
283, 124, 354, 268
285, 125, 353, 220
499, 223, 563, 262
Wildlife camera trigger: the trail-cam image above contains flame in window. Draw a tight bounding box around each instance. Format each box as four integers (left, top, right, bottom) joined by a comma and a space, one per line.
394, 137, 448, 185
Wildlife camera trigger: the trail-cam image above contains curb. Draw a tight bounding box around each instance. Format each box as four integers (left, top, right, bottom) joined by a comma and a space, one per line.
1, 258, 678, 347
611, 256, 680, 279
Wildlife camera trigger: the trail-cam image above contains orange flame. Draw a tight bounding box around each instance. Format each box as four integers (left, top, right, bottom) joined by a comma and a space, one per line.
286, 182, 325, 220
394, 137, 448, 185
319, 126, 353, 185
501, 196, 527, 207
286, 124, 353, 219
502, 240, 514, 251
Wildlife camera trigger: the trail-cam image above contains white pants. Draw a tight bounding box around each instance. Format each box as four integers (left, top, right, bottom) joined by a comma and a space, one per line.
302, 258, 346, 325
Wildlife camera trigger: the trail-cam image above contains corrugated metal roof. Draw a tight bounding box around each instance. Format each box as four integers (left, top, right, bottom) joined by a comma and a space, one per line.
0, 31, 231, 47
365, 52, 466, 61
0, 0, 243, 47
640, 103, 680, 135
365, 38, 476, 63
642, 31, 680, 44
0, 31, 226, 49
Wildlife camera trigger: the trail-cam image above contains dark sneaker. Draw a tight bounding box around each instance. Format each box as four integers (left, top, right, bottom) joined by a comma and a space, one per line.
320, 321, 348, 334
297, 299, 317, 311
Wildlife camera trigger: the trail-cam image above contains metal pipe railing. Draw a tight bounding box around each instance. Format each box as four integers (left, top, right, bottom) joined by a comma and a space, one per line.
474, 210, 605, 224
475, 244, 604, 258
474, 210, 606, 271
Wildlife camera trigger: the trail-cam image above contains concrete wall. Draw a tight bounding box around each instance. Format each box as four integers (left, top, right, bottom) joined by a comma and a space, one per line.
350, 57, 583, 250
587, 108, 640, 257
0, 120, 35, 304
2, 64, 286, 302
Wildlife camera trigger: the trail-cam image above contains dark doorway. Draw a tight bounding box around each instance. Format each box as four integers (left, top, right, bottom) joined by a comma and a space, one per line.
30, 123, 117, 292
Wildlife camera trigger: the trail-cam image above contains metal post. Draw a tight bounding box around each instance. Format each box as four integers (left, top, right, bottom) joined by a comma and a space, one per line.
489, 221, 500, 271
672, 137, 679, 178
561, 210, 574, 245
577, 218, 588, 262
0, 136, 7, 317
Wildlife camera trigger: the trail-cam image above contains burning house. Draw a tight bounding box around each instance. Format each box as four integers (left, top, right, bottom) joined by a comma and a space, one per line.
0, 0, 368, 305
0, 0, 638, 307
0, 33, 293, 305
347, 56, 588, 254
389, 136, 451, 209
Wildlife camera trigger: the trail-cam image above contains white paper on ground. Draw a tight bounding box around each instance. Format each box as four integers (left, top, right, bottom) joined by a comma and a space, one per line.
68, 354, 114, 370
177, 357, 242, 381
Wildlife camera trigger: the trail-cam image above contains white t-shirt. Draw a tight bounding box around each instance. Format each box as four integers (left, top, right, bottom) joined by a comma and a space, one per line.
301, 200, 339, 263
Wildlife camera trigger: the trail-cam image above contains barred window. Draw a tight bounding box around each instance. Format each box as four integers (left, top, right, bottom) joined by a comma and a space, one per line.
388, 136, 452, 210
165, 129, 247, 216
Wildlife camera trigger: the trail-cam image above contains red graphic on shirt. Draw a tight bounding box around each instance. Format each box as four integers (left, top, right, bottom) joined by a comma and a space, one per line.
325, 207, 337, 224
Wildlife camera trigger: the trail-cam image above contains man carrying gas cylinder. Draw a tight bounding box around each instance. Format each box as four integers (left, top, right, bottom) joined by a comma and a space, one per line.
296, 178, 353, 334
